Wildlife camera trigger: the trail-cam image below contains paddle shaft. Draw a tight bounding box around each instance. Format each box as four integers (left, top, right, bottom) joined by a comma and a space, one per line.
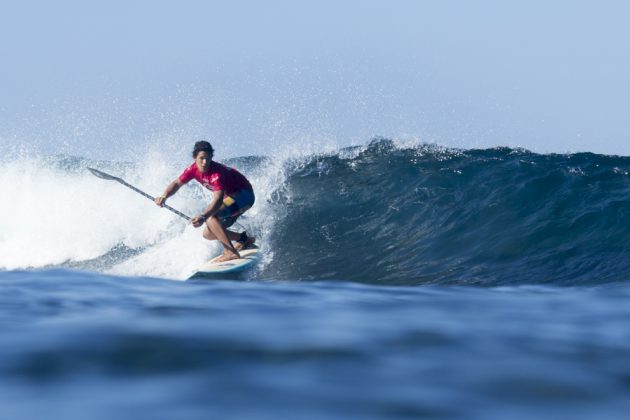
116, 178, 191, 221
88, 168, 191, 221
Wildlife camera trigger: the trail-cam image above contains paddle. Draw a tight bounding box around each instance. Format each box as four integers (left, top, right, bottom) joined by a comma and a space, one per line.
87, 167, 192, 221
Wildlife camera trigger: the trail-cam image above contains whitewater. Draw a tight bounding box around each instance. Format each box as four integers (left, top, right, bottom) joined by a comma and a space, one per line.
2, 139, 630, 419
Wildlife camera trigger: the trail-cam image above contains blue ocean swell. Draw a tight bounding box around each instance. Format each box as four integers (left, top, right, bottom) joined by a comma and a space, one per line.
1, 269, 630, 419
259, 140, 630, 286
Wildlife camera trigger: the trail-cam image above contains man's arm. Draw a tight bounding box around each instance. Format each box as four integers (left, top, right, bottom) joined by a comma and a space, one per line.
191, 190, 225, 228
155, 179, 183, 207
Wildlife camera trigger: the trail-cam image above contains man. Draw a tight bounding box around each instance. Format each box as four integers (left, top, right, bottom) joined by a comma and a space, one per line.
155, 141, 256, 262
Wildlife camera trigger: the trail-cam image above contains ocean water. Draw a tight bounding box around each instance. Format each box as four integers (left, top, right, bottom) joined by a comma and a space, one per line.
2, 139, 630, 419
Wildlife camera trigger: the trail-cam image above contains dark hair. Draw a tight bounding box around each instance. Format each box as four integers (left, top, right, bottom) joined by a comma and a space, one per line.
192, 141, 214, 159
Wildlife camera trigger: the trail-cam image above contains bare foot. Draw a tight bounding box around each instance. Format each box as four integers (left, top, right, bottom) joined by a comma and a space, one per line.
214, 251, 240, 263
235, 235, 256, 251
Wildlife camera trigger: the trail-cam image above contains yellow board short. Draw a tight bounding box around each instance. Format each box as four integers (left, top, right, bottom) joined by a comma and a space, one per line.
216, 189, 255, 228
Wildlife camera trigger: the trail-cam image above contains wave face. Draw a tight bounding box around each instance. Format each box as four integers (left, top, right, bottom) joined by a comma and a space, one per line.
3, 139, 630, 286
260, 140, 630, 286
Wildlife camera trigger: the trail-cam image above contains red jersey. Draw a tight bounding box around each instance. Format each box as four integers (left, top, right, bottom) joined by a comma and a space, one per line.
178, 161, 252, 195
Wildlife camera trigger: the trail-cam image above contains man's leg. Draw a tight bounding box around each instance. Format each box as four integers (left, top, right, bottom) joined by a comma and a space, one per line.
234, 231, 256, 250
204, 216, 241, 261
203, 226, 241, 242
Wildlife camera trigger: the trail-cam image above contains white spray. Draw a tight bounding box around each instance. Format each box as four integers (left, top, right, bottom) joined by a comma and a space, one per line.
0, 139, 345, 280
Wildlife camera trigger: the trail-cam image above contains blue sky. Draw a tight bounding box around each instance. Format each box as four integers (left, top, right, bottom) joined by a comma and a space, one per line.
1, 0, 629, 160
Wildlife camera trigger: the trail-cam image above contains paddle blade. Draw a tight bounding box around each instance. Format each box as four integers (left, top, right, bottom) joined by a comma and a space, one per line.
87, 167, 120, 181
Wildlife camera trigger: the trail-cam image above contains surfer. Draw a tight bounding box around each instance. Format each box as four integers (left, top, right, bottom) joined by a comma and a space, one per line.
155, 141, 256, 262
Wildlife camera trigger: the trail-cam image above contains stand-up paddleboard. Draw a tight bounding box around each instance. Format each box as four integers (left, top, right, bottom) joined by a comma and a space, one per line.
187, 247, 261, 280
